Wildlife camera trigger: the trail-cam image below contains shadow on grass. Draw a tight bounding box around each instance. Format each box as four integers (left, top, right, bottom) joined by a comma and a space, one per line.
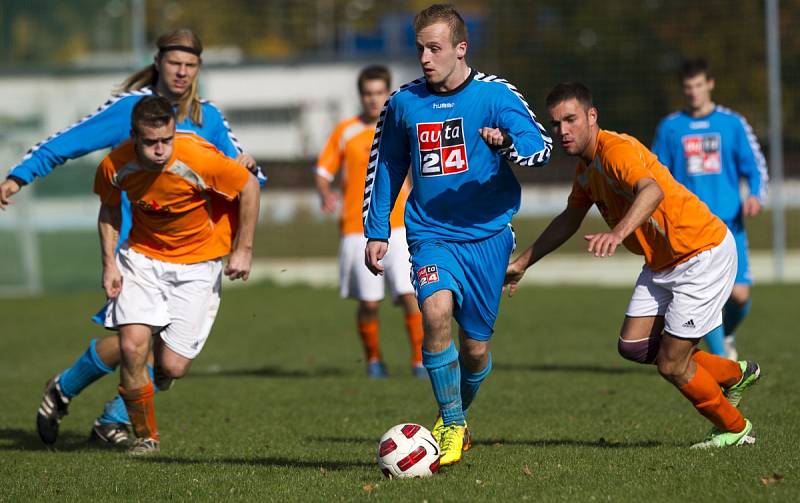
144, 456, 373, 470
0, 428, 91, 452
493, 362, 652, 375
188, 366, 347, 379
308, 435, 664, 449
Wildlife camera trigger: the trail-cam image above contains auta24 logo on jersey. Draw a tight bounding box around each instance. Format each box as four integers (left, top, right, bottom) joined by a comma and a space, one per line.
417, 118, 468, 177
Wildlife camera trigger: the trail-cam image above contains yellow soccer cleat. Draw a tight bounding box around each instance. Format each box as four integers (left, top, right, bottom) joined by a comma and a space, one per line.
432, 415, 472, 452
438, 424, 467, 466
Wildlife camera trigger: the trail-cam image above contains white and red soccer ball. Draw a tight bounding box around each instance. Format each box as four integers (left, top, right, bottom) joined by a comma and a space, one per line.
377, 423, 440, 478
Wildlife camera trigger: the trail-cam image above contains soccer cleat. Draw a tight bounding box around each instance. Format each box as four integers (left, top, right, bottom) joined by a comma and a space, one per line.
723, 335, 738, 361
411, 364, 427, 379
36, 374, 70, 444
432, 415, 472, 453
691, 419, 755, 449
127, 437, 160, 456
438, 424, 467, 466
367, 360, 388, 379
89, 421, 132, 447
725, 360, 761, 408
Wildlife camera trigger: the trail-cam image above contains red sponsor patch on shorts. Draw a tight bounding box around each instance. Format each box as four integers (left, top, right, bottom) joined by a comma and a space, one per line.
416, 265, 439, 287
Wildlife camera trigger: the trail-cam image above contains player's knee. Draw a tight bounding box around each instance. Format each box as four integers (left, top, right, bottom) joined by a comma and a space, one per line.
119, 336, 148, 362
655, 357, 688, 383
358, 301, 380, 318
461, 343, 488, 367
617, 334, 660, 364
158, 360, 189, 380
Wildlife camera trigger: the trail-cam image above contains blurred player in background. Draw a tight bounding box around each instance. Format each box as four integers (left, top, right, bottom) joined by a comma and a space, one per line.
652, 58, 768, 360
95, 96, 258, 454
315, 65, 424, 379
364, 4, 552, 466
0, 29, 262, 447
505, 82, 761, 448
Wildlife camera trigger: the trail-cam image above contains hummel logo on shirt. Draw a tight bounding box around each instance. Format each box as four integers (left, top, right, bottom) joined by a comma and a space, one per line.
682, 319, 695, 328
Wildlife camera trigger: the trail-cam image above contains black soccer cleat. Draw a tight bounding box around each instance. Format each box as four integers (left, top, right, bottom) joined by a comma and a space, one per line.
89, 420, 133, 447
36, 374, 70, 444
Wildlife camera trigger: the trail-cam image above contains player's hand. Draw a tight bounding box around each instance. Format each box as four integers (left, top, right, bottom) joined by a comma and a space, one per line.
743, 195, 762, 217
320, 191, 340, 213
478, 128, 510, 149
503, 260, 527, 298
0, 178, 21, 210
102, 264, 123, 299
225, 249, 252, 281
236, 153, 257, 172
585, 231, 623, 257
365, 240, 388, 276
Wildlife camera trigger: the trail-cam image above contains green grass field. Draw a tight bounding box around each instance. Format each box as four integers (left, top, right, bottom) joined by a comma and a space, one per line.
0, 282, 797, 501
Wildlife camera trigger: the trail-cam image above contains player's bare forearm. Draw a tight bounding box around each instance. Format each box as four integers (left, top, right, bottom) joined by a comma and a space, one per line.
0, 178, 21, 210
612, 178, 663, 239
98, 202, 121, 268
521, 206, 587, 269
227, 175, 259, 281
314, 174, 339, 213
234, 175, 259, 255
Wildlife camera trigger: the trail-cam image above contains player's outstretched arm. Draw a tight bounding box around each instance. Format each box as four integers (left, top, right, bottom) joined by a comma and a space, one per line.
505, 205, 589, 297
0, 178, 21, 210
365, 239, 388, 276
98, 202, 122, 298
585, 178, 663, 257
226, 174, 260, 281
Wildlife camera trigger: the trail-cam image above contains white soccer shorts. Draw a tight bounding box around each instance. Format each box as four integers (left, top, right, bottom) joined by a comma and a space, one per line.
339, 228, 414, 302
104, 247, 222, 359
625, 230, 737, 339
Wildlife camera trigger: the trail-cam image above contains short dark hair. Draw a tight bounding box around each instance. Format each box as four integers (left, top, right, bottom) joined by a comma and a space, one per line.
679, 58, 712, 81
357, 65, 391, 94
131, 96, 176, 135
413, 4, 468, 46
545, 82, 594, 110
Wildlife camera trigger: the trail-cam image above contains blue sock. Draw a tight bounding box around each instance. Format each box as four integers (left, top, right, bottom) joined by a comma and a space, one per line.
704, 325, 726, 356
97, 364, 158, 425
422, 341, 464, 426
723, 298, 752, 337
59, 339, 115, 398
461, 353, 492, 413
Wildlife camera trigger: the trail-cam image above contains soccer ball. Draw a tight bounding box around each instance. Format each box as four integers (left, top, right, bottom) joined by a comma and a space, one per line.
377, 423, 440, 478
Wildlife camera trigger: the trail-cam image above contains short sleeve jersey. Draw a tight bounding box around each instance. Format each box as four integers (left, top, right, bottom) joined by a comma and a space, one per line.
568, 129, 728, 271
316, 116, 408, 235
94, 133, 251, 264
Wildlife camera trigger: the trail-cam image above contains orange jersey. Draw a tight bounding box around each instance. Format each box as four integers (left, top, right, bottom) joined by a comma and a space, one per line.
316, 116, 409, 235
568, 129, 728, 271
94, 133, 251, 264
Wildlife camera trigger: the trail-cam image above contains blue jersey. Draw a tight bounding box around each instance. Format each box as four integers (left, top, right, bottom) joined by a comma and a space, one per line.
8, 86, 249, 185
651, 106, 767, 228
363, 70, 552, 245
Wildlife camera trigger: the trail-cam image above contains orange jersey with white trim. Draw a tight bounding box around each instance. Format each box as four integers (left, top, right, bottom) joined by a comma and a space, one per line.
568, 129, 728, 271
316, 116, 409, 235
94, 133, 251, 264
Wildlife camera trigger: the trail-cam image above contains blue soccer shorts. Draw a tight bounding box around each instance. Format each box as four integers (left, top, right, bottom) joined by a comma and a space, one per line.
732, 227, 752, 286
410, 225, 515, 341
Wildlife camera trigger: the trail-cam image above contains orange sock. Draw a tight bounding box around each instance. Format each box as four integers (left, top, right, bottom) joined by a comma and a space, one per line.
119, 381, 160, 441
678, 364, 745, 433
404, 312, 424, 366
358, 319, 381, 362
692, 350, 742, 388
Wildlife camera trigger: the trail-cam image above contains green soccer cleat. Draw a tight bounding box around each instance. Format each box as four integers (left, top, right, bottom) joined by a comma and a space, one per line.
725, 360, 761, 408
691, 419, 755, 449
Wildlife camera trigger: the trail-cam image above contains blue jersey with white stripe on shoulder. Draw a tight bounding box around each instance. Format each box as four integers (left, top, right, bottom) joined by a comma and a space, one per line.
363, 70, 552, 245
651, 105, 768, 228
7, 86, 252, 185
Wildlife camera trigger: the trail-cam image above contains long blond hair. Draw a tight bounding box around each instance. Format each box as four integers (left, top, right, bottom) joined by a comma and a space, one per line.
119, 29, 204, 125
